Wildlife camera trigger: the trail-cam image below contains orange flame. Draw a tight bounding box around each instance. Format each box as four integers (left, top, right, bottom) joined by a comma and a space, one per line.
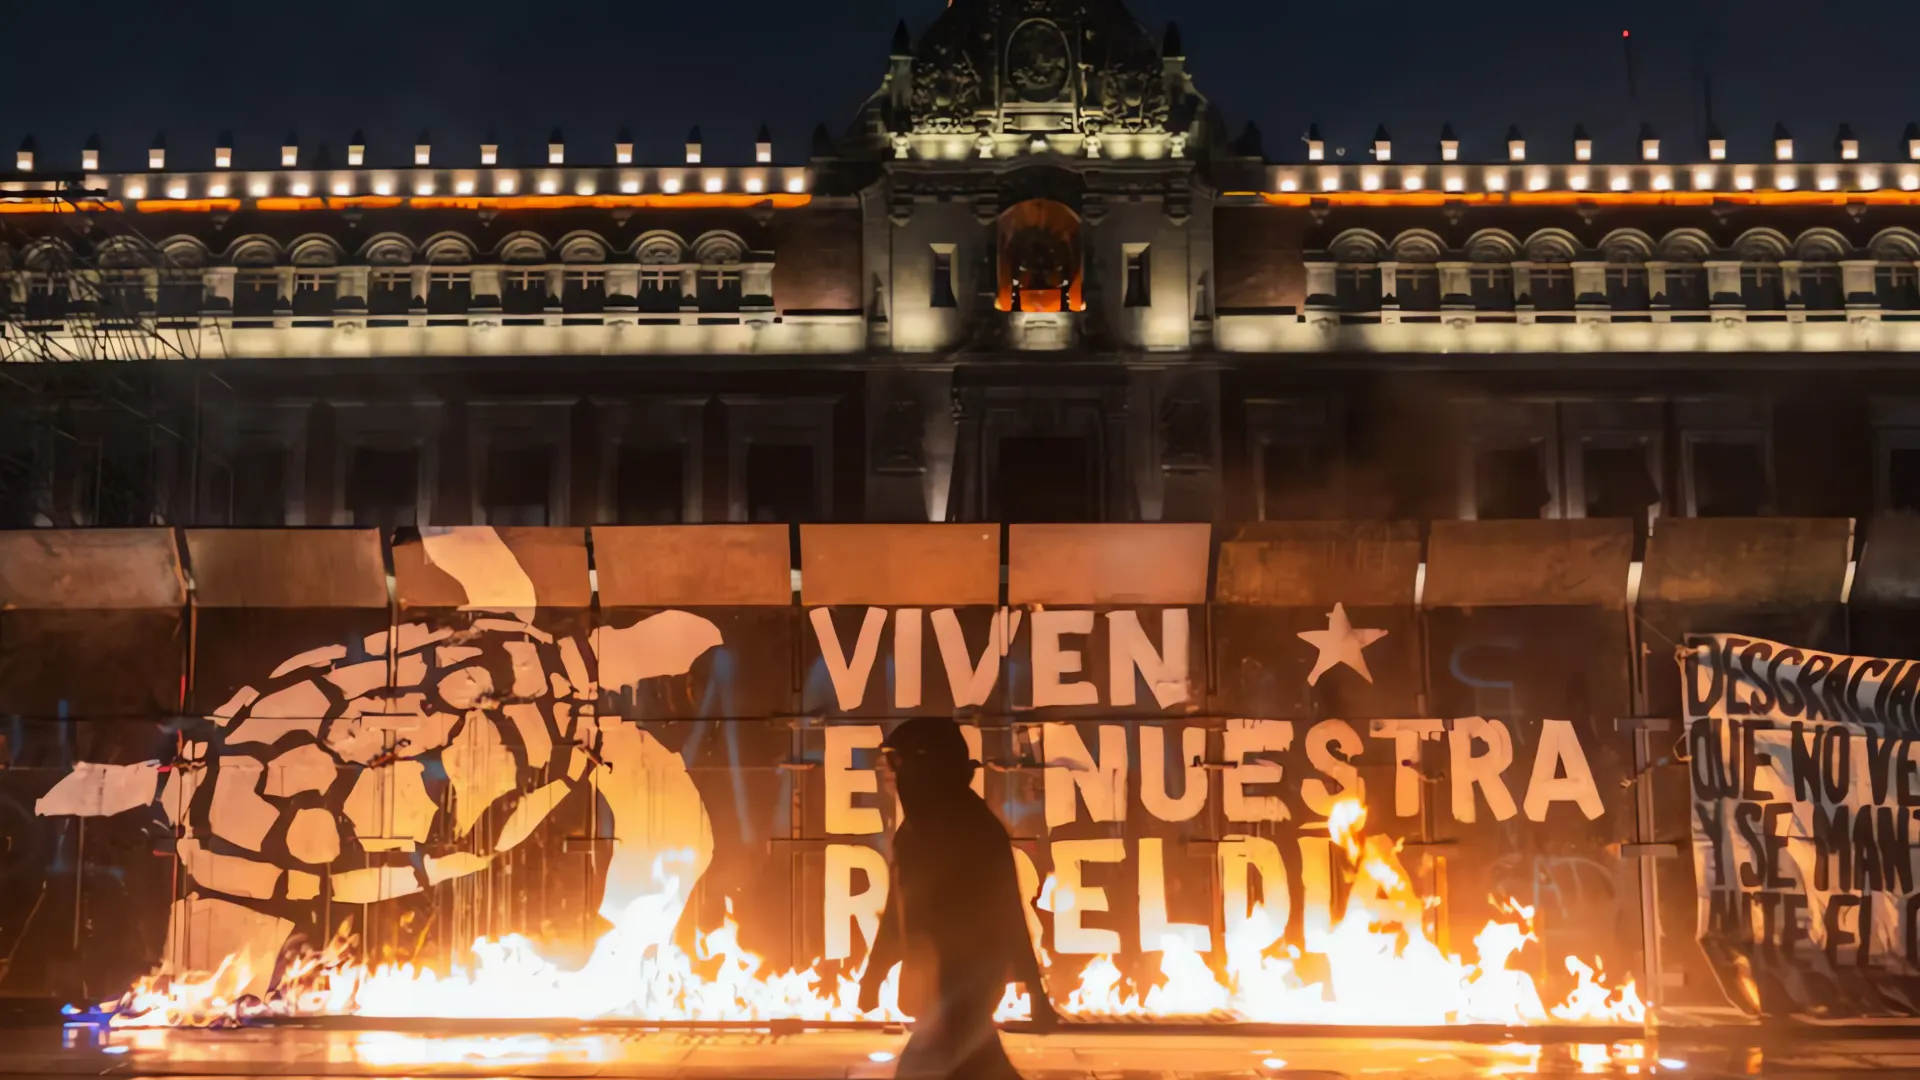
101, 799, 1644, 1028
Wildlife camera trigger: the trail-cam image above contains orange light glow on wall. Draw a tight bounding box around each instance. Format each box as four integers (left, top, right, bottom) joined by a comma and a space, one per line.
996, 198, 1085, 314
1248, 189, 1920, 209
134, 199, 243, 213
408, 194, 811, 211
0, 193, 813, 215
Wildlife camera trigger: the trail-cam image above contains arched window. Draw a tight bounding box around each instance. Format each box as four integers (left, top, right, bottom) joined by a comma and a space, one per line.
1524, 233, 1578, 311
423, 236, 475, 315
229, 239, 282, 317
693, 232, 749, 314
558, 235, 608, 314
1389, 233, 1443, 312
1734, 231, 1787, 311
157, 240, 209, 316
1328, 231, 1385, 314
1657, 232, 1712, 311
994, 202, 1082, 314
1874, 231, 1920, 311
1465, 233, 1517, 312
636, 233, 686, 315
1794, 231, 1848, 311
1600, 233, 1652, 311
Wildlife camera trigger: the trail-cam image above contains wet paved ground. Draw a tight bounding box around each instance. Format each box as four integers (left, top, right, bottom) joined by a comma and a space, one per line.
5, 1020, 1920, 1078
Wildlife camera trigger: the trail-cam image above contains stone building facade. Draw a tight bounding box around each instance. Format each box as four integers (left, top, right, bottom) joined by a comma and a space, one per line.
6, 0, 1920, 545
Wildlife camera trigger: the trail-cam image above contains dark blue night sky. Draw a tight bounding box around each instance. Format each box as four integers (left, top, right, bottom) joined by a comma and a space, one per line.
3, 0, 1913, 169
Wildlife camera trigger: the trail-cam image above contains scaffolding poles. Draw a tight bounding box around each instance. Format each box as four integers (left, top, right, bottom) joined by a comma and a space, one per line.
0, 179, 219, 526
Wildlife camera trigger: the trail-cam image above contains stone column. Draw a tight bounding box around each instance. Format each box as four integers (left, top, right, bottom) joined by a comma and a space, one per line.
1705, 260, 1743, 305
1841, 259, 1879, 307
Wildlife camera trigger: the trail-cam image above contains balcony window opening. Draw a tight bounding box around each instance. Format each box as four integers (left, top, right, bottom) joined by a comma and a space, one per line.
1334, 266, 1382, 312
1690, 439, 1769, 517
997, 435, 1094, 523
1261, 440, 1337, 520
564, 269, 606, 314
1582, 444, 1661, 550
224, 447, 288, 526
615, 443, 686, 525
1468, 267, 1513, 311
699, 268, 743, 313
98, 271, 152, 322
1798, 264, 1843, 310
639, 267, 683, 313
502, 269, 549, 315
234, 271, 280, 317
370, 270, 413, 315
1124, 245, 1151, 308
158, 272, 205, 316
745, 442, 817, 524
1528, 266, 1575, 311
1888, 445, 1920, 515
1662, 266, 1708, 310
484, 444, 554, 526
78, 442, 155, 527
1605, 266, 1650, 310
1877, 265, 1920, 311
427, 270, 472, 315
997, 199, 1084, 314
0, 437, 34, 528
346, 446, 418, 531
25, 275, 70, 321
292, 271, 337, 316
1474, 444, 1551, 519
930, 249, 957, 309
1393, 265, 1440, 311
1741, 265, 1784, 311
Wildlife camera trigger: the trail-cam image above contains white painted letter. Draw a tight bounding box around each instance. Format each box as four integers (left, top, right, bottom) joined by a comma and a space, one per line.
1449, 716, 1518, 823
1107, 609, 1190, 708
811, 607, 888, 711
1138, 837, 1211, 952
1050, 838, 1125, 954
1297, 834, 1334, 946
1032, 609, 1098, 707
824, 843, 890, 961
931, 608, 1022, 708
1523, 718, 1605, 821
1043, 723, 1129, 829
1140, 725, 1207, 822
1219, 835, 1288, 957
1302, 720, 1365, 816
1369, 719, 1444, 817
1222, 719, 1293, 822
893, 608, 923, 709
825, 725, 885, 835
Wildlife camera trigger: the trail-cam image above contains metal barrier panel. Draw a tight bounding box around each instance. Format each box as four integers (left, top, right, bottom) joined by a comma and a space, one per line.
1638, 517, 1852, 1012
1423, 519, 1641, 996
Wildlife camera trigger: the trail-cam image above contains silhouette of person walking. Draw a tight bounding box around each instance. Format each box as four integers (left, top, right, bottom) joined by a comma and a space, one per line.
859, 718, 1057, 1079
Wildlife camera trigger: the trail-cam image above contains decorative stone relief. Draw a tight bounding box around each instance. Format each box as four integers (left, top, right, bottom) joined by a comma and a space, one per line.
1006, 20, 1073, 103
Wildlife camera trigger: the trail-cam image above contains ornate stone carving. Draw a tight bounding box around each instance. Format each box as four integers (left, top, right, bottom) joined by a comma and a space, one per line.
911, 40, 983, 134
1096, 53, 1169, 133
1006, 20, 1073, 103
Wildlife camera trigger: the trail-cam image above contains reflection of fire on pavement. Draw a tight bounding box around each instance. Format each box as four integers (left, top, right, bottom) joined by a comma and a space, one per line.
68, 1026, 1686, 1079
94, 797, 1642, 1029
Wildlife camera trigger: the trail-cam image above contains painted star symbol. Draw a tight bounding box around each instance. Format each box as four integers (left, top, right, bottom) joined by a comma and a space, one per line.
1297, 603, 1390, 687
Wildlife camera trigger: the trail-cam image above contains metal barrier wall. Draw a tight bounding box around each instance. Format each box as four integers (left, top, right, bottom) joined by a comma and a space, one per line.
0, 518, 1845, 1015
